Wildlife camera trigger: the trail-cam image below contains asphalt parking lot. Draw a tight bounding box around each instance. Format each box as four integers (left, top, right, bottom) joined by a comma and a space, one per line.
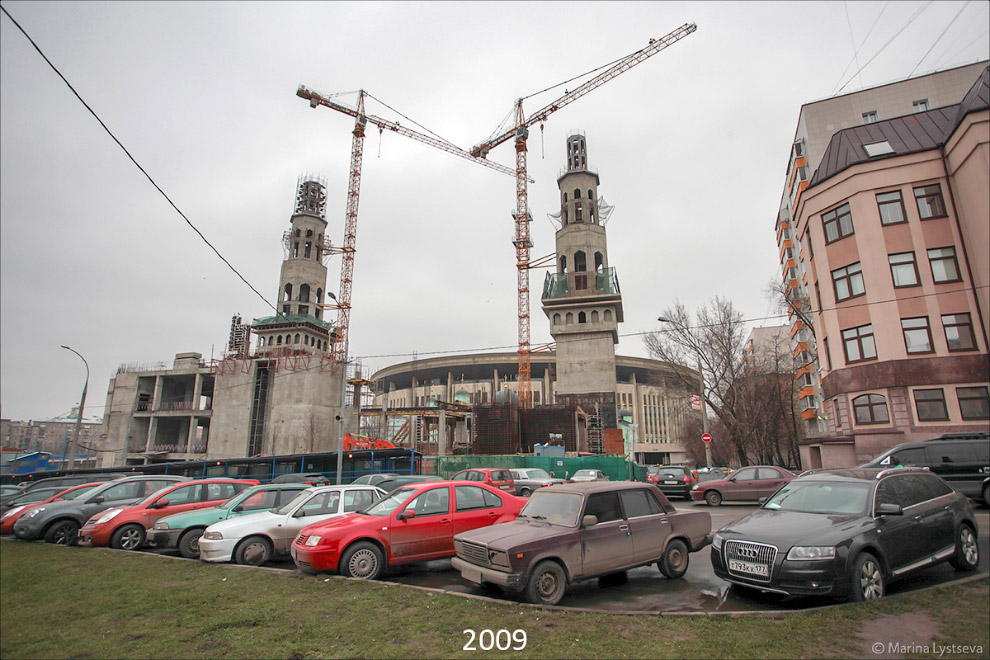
375, 501, 990, 613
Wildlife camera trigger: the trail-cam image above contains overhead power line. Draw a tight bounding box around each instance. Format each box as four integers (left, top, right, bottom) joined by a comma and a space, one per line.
0, 4, 276, 314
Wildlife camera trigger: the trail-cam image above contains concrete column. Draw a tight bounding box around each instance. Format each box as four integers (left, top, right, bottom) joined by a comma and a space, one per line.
447, 372, 453, 403
193, 373, 203, 410
186, 416, 196, 457
438, 408, 447, 456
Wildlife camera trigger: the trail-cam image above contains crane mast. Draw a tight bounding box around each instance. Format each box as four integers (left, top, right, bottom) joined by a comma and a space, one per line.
474, 22, 697, 409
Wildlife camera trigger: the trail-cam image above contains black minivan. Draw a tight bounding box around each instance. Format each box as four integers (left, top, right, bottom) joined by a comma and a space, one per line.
860, 432, 989, 506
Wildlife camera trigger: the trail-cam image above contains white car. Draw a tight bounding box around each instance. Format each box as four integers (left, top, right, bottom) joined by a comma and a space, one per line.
568, 469, 609, 483
198, 484, 384, 565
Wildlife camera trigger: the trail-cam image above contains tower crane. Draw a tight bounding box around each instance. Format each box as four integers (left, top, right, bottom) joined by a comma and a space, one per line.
470, 22, 697, 409
295, 87, 524, 371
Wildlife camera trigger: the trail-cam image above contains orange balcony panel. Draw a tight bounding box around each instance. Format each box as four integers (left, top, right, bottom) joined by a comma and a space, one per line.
799, 386, 815, 398
776, 221, 790, 243
796, 364, 811, 377
778, 240, 792, 261
801, 408, 818, 421
787, 279, 800, 291
792, 342, 808, 358
790, 321, 806, 338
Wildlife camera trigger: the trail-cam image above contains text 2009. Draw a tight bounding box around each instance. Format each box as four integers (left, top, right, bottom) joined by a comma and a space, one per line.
462, 629, 527, 651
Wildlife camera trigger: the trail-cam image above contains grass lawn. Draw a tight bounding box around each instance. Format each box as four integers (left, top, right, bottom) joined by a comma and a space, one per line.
1, 540, 987, 659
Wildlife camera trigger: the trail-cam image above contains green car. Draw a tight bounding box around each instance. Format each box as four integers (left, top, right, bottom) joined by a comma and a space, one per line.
146, 483, 310, 558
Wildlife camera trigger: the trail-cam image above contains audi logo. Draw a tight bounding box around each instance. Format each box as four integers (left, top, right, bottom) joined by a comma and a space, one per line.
736, 546, 759, 560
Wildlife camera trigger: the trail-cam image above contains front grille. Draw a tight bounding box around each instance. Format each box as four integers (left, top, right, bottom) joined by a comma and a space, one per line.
298, 560, 311, 570
459, 541, 490, 565
724, 540, 777, 583
296, 534, 308, 545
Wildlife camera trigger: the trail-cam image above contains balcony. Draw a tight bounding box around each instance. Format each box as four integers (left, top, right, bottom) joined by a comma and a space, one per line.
542, 267, 620, 300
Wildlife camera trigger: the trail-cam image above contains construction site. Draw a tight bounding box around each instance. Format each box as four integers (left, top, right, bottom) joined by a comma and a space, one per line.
98, 24, 701, 469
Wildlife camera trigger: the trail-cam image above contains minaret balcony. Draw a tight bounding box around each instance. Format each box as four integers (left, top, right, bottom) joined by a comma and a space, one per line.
542, 267, 620, 301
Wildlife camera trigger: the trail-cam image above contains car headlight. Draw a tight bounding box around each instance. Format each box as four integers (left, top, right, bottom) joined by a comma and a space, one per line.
2, 505, 27, 519
96, 509, 122, 524
712, 533, 723, 550
488, 549, 510, 568
786, 546, 836, 561
304, 535, 322, 547
153, 521, 169, 530
23, 507, 45, 519
202, 531, 223, 541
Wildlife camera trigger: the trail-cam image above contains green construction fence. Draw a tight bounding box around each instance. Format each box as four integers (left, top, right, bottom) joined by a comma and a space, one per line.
429, 455, 647, 483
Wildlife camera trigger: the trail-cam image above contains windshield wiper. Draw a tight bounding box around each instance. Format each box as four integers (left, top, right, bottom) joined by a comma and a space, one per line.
529, 515, 547, 521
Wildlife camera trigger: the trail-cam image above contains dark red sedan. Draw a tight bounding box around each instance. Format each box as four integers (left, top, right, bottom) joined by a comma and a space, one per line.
690, 466, 794, 506
291, 481, 525, 579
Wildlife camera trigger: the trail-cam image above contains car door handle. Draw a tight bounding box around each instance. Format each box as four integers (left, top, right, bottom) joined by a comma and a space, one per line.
441, 518, 451, 524
659, 518, 669, 524
913, 515, 922, 522
619, 525, 629, 531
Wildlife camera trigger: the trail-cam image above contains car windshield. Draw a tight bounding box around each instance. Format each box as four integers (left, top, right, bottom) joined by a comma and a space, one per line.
361, 487, 416, 517
522, 469, 551, 479
763, 481, 871, 515
656, 469, 686, 478
518, 491, 584, 526
574, 470, 595, 478
274, 489, 316, 515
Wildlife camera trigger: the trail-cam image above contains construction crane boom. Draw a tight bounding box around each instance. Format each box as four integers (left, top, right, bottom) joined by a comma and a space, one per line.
472, 23, 697, 410
297, 86, 529, 181
298, 87, 525, 371
470, 23, 697, 158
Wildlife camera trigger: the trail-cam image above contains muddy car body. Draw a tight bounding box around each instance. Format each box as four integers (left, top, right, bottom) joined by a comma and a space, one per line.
451, 481, 712, 605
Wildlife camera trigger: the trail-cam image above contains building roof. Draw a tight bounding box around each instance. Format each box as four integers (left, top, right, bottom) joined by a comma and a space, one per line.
809, 66, 989, 188
252, 313, 331, 331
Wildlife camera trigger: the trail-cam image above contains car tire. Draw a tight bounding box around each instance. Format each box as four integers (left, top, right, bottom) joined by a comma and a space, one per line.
949, 525, 979, 572
524, 560, 567, 606
110, 524, 146, 551
178, 528, 205, 559
849, 552, 884, 602
44, 519, 80, 545
234, 536, 273, 566
704, 490, 723, 507
339, 541, 385, 580
519, 488, 532, 497
659, 539, 690, 579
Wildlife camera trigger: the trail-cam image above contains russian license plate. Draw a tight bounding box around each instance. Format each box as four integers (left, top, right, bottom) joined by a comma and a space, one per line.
729, 559, 768, 577
664, 480, 679, 485
500, 485, 511, 490
461, 566, 483, 584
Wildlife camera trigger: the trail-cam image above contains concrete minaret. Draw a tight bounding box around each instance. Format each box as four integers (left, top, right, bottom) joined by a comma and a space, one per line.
253, 176, 333, 357
541, 133, 624, 433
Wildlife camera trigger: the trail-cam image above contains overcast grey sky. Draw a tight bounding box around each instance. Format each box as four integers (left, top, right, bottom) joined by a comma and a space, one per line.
2, 1, 988, 422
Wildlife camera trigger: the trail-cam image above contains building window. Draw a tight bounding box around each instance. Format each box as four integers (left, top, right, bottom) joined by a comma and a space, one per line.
293, 242, 299, 258
914, 389, 948, 421
282, 304, 290, 314
912, 99, 929, 112
304, 242, 312, 258
957, 386, 990, 420
565, 312, 573, 324
563, 192, 567, 202
578, 311, 587, 324
297, 305, 309, 316
876, 190, 907, 225
888, 252, 920, 287
862, 111, 878, 124
942, 313, 977, 351
901, 317, 934, 354
914, 184, 947, 219
853, 394, 889, 425
928, 247, 962, 283
823, 203, 854, 244
832, 262, 865, 301
575, 201, 583, 222
553, 313, 561, 325
574, 188, 581, 199
842, 324, 877, 363
604, 309, 613, 322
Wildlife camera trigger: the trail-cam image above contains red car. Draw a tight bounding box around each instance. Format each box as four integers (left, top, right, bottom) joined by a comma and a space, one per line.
291, 480, 525, 579
689, 466, 794, 506
450, 468, 515, 493
78, 478, 259, 550
0, 482, 105, 535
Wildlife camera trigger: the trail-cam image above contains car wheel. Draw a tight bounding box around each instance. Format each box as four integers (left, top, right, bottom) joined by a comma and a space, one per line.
519, 488, 532, 497
704, 490, 723, 507
849, 552, 884, 602
524, 560, 567, 606
178, 528, 205, 559
234, 536, 272, 566
659, 539, 690, 579
949, 525, 979, 571
339, 541, 385, 580
110, 524, 146, 551
44, 520, 80, 545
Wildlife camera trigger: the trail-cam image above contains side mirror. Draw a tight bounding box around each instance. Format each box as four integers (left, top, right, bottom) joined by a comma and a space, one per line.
150, 499, 169, 509
582, 514, 598, 527
292, 509, 307, 518
758, 497, 767, 504
397, 509, 416, 521
92, 496, 105, 504
231, 505, 244, 513
877, 503, 903, 516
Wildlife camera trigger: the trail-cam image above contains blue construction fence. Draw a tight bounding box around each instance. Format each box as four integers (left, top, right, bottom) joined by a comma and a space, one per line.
428, 454, 647, 482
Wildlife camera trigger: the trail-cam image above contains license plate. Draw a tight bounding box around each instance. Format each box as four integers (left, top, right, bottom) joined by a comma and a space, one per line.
729, 559, 768, 577
500, 485, 511, 490
461, 566, 483, 584
664, 480, 679, 485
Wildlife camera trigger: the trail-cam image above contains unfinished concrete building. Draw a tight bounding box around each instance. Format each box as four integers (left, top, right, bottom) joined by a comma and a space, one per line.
100, 177, 349, 467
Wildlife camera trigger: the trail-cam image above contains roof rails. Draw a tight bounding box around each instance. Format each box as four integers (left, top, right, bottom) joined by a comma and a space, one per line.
875, 466, 929, 480
924, 432, 989, 441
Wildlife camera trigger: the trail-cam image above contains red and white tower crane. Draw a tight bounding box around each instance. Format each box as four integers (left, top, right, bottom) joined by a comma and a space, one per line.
295, 87, 523, 371
470, 22, 697, 408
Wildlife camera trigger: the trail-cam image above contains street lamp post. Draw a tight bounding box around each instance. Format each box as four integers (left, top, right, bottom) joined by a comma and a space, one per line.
656, 317, 711, 468
61, 345, 89, 471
